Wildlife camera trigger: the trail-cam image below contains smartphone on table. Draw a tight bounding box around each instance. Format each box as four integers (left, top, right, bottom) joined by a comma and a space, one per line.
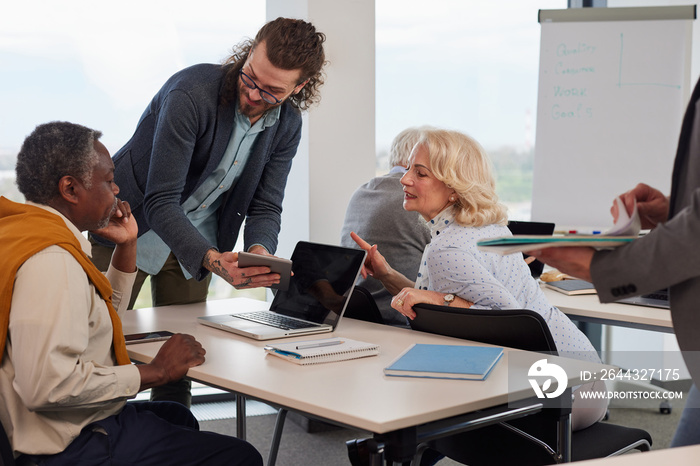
124, 331, 175, 345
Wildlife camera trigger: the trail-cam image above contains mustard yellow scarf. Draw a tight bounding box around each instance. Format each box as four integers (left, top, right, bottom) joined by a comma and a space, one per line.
0, 197, 130, 365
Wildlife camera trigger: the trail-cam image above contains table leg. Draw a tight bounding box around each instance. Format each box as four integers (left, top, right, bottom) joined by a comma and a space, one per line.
267, 409, 288, 466
548, 388, 573, 463
236, 394, 247, 441
557, 411, 572, 463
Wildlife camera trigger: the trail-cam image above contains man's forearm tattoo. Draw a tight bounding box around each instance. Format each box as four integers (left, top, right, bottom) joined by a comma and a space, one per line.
203, 251, 251, 287
204, 251, 234, 282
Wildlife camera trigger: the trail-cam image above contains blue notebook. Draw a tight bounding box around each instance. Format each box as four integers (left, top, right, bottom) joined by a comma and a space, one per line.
384, 344, 503, 380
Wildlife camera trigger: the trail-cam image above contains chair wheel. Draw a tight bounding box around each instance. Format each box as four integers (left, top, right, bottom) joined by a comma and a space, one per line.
660, 402, 672, 414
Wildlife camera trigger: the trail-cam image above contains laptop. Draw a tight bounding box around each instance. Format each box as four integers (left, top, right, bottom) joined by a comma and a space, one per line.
616, 288, 670, 310
506, 220, 555, 279
197, 241, 367, 340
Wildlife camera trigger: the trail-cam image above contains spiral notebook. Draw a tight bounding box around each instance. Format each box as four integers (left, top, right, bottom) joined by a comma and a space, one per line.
264, 337, 379, 365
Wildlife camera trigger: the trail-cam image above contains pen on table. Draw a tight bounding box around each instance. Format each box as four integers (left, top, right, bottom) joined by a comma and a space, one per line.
563, 229, 603, 235
296, 340, 344, 350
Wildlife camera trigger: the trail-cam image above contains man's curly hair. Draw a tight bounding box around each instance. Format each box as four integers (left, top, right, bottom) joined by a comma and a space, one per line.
220, 17, 327, 111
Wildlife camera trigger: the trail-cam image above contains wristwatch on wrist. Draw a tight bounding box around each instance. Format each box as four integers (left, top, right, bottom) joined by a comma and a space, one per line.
443, 294, 455, 306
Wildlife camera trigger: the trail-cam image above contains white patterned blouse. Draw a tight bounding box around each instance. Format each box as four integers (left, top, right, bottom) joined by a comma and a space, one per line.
414, 209, 599, 362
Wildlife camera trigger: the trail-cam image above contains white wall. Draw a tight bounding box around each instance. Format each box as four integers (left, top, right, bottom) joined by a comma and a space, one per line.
268, 0, 376, 259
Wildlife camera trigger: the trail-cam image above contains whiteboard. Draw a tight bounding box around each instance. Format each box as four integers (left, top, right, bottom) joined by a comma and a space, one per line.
532, 6, 695, 229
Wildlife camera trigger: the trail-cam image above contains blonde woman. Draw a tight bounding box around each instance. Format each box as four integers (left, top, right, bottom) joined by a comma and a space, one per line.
351, 127, 607, 432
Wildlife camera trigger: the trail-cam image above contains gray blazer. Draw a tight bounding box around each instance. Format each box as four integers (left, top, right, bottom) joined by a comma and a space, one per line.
591, 77, 700, 384
98, 64, 302, 280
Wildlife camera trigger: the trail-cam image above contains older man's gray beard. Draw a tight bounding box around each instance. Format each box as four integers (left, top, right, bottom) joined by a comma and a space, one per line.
96, 199, 118, 230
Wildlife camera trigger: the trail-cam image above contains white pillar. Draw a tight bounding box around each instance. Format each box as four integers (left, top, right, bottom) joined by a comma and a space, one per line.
267, 0, 376, 257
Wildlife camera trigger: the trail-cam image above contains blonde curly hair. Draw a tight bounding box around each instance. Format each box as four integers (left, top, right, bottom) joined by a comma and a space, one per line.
414, 128, 508, 227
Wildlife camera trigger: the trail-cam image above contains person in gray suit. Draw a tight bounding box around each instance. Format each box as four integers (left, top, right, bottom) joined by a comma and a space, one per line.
340, 127, 431, 326
90, 17, 326, 406
531, 76, 700, 447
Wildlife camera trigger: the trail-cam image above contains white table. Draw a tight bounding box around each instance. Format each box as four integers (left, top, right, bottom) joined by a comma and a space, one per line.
543, 286, 680, 413
543, 287, 673, 333
122, 297, 607, 464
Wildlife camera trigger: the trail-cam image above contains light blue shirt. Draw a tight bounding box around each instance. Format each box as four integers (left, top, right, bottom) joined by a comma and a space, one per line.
415, 208, 600, 363
136, 105, 281, 278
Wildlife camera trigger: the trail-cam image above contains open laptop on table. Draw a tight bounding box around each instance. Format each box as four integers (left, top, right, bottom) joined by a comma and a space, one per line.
616, 288, 670, 310
507, 220, 555, 279
197, 241, 367, 340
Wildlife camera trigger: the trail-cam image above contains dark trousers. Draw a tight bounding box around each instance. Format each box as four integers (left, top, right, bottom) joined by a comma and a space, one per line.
89, 237, 212, 407
671, 384, 700, 447
25, 402, 262, 466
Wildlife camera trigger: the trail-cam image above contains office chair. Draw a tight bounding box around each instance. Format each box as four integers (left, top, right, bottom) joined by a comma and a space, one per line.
407, 304, 652, 465
343, 286, 385, 324
409, 304, 557, 353
266, 286, 383, 466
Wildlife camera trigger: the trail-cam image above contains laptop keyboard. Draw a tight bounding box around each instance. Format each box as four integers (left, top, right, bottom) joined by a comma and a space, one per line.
233, 311, 318, 330
642, 290, 669, 301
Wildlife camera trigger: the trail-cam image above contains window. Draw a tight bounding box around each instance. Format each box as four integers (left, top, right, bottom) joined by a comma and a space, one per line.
1, 1, 265, 307
376, 0, 567, 220
1, 2, 264, 164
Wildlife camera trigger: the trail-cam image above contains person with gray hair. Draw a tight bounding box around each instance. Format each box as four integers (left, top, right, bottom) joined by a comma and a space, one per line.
0, 121, 262, 464
340, 127, 431, 326
15, 122, 103, 205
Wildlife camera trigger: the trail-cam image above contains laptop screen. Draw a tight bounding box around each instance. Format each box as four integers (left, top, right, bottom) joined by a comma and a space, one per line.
507, 220, 555, 278
269, 242, 367, 326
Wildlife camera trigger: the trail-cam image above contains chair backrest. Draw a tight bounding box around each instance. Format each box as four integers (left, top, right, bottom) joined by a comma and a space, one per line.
0, 421, 14, 466
410, 304, 558, 354
410, 305, 653, 465
507, 220, 555, 279
343, 286, 385, 325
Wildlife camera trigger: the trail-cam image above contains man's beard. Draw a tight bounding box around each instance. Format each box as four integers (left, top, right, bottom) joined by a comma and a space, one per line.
96, 199, 118, 230
238, 85, 280, 120
239, 98, 274, 120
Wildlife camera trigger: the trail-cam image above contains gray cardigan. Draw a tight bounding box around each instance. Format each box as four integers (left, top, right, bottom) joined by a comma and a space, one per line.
101, 63, 302, 280
591, 76, 700, 384
340, 171, 431, 326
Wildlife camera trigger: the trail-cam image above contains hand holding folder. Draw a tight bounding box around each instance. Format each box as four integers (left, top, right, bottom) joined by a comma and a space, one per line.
477, 196, 641, 255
